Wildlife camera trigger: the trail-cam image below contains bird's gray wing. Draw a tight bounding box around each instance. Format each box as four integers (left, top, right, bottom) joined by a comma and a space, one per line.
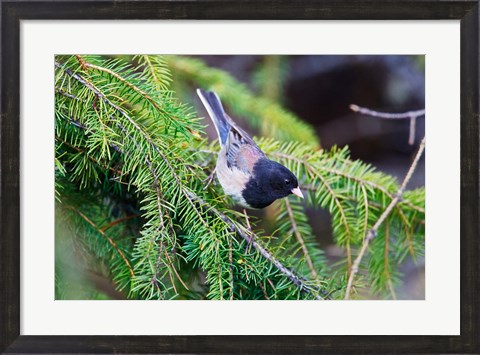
225, 123, 265, 174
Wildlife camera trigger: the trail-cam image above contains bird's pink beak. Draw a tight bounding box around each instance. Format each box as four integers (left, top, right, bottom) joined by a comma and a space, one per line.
291, 187, 304, 199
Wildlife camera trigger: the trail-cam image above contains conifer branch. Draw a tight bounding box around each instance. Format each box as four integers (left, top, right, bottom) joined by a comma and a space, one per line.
55, 62, 155, 149
80, 60, 166, 115
195, 144, 423, 210
227, 238, 234, 300
139, 55, 171, 92
144, 55, 162, 88
184, 190, 326, 300
273, 151, 425, 214
56, 137, 125, 177
66, 205, 135, 278
195, 141, 424, 295
115, 112, 190, 294
276, 151, 354, 272
58, 61, 243, 298
57, 60, 193, 210
384, 222, 397, 300
75, 55, 200, 137
151, 170, 190, 293
63, 62, 311, 298
284, 198, 318, 279
308, 163, 353, 271
345, 137, 426, 299
360, 183, 369, 239
396, 208, 417, 257
57, 63, 191, 296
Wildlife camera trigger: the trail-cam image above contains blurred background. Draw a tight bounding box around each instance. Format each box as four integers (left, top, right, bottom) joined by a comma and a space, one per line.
189, 55, 425, 299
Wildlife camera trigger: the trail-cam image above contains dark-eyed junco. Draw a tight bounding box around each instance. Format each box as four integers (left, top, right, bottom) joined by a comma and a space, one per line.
197, 89, 304, 209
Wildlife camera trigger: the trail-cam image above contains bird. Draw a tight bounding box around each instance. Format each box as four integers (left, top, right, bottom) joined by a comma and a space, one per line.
197, 88, 304, 210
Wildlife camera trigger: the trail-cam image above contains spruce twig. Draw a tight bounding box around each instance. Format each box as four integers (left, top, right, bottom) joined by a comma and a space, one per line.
62, 109, 326, 298
344, 136, 426, 299
66, 206, 135, 277
383, 222, 397, 300
184, 190, 326, 300
284, 198, 318, 279
57, 61, 191, 295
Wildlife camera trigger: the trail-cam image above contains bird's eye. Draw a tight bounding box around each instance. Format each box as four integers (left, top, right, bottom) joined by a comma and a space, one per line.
284, 179, 291, 185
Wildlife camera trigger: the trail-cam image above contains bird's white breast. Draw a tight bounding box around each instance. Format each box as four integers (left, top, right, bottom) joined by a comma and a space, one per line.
216, 148, 250, 207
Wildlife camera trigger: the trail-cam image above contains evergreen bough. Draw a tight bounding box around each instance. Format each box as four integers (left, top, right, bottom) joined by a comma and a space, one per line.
55, 55, 425, 300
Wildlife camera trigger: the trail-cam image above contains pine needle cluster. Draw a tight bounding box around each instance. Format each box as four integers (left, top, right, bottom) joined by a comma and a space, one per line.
55, 54, 425, 300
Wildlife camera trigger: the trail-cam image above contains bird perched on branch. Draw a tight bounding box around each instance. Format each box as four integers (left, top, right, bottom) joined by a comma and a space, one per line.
197, 88, 304, 210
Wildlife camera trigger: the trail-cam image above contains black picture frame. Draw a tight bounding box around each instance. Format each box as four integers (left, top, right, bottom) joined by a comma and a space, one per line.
1, 1, 478, 353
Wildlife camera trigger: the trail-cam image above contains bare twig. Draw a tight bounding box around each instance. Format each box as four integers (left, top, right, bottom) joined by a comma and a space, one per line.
350, 104, 425, 145
203, 167, 216, 190
409, 115, 417, 146
344, 136, 425, 299
349, 104, 425, 120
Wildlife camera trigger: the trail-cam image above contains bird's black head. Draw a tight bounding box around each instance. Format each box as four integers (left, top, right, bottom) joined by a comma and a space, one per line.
267, 161, 299, 197
242, 158, 302, 209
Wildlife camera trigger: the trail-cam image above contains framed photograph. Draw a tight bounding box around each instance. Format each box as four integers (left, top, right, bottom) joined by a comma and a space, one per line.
1, 1, 478, 353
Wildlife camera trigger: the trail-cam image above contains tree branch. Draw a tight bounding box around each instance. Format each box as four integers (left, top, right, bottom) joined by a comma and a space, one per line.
271, 151, 425, 214
184, 190, 327, 300
284, 199, 318, 279
195, 147, 425, 215
349, 104, 425, 120
67, 206, 135, 278
350, 104, 425, 145
58, 61, 326, 300
344, 136, 426, 299
57, 62, 190, 294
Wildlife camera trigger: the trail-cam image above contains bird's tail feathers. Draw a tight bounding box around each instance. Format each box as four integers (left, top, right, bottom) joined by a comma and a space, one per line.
197, 88, 231, 145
